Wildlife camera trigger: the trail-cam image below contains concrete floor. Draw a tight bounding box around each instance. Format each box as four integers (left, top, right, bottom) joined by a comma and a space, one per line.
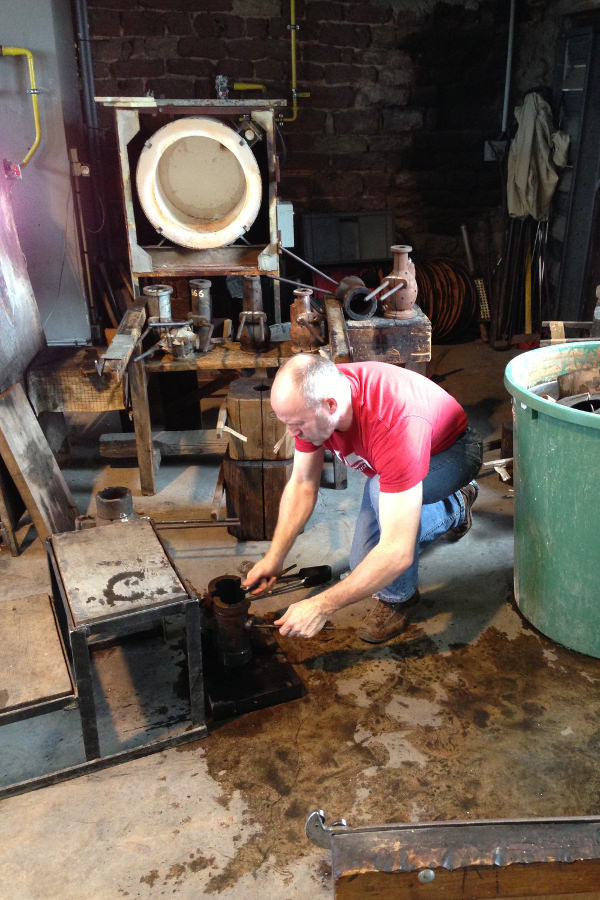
2, 339, 600, 898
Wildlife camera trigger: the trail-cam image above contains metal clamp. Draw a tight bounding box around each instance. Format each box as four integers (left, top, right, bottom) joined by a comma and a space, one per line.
305, 810, 348, 849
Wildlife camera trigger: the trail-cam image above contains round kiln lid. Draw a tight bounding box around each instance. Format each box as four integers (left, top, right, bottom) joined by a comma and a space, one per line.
136, 116, 262, 250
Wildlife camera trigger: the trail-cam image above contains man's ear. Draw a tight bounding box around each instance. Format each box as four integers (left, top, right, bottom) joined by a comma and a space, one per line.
324, 397, 338, 414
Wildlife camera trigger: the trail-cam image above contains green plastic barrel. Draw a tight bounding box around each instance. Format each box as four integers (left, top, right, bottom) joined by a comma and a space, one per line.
504, 341, 600, 657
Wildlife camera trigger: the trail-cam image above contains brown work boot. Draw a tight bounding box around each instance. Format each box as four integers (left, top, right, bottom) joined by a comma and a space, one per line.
446, 481, 479, 542
357, 592, 419, 644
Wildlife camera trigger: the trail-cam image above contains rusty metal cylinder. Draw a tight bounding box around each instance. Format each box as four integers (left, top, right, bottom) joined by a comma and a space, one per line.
189, 278, 212, 320
208, 575, 252, 668
335, 275, 377, 320
143, 283, 173, 321
95, 486, 136, 524
238, 275, 270, 352
290, 288, 326, 353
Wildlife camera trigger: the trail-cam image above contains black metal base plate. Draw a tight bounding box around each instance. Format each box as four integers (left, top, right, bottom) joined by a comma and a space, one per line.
202, 628, 304, 720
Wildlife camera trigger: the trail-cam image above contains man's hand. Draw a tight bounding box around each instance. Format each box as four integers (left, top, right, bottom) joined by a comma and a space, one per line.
274, 596, 328, 638
242, 558, 282, 596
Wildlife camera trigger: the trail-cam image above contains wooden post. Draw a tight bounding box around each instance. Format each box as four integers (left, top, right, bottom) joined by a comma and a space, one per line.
129, 355, 156, 495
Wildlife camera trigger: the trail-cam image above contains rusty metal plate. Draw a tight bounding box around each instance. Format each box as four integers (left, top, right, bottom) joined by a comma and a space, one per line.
51, 519, 186, 625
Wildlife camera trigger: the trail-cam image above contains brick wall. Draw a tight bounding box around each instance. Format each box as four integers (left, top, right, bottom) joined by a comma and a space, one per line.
88, 0, 526, 261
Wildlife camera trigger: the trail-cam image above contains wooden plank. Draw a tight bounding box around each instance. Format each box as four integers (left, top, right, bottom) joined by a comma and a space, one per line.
332, 819, 600, 899
0, 382, 78, 539
99, 429, 228, 459
98, 304, 146, 385
324, 296, 351, 363
0, 453, 25, 555
0, 594, 73, 714
129, 355, 156, 495
0, 172, 45, 394
144, 340, 293, 372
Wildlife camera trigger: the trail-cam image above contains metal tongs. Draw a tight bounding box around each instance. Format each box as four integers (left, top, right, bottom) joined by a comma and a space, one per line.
246, 565, 332, 599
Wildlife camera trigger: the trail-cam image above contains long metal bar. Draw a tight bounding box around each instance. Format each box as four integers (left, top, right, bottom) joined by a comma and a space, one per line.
279, 244, 339, 286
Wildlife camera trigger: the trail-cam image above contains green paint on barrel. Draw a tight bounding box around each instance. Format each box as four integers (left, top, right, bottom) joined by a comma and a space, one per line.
505, 341, 600, 658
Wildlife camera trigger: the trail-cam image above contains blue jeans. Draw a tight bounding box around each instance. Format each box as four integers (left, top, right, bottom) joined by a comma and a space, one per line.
349, 427, 483, 605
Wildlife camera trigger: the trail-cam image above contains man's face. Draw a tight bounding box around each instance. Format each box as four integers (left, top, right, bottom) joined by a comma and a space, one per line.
274, 398, 336, 446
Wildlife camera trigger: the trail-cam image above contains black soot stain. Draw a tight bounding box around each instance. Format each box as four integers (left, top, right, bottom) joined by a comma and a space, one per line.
103, 571, 145, 606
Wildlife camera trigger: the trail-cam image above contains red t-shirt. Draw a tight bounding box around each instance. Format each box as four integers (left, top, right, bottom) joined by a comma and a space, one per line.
294, 361, 467, 493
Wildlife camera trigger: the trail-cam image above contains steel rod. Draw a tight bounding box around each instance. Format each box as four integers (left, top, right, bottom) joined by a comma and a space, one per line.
279, 244, 339, 286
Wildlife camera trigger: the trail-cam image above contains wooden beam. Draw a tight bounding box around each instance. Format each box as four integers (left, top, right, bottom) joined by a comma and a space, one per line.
0, 382, 78, 539
98, 304, 147, 385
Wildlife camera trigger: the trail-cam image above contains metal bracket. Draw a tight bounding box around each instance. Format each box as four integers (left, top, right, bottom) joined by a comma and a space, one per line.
305, 810, 348, 849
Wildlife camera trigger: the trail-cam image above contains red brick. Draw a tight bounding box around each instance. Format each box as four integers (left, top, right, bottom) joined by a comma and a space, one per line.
167, 58, 214, 77
304, 1, 346, 21
333, 107, 379, 134
192, 13, 245, 39
143, 36, 179, 57
110, 58, 164, 76
164, 12, 192, 33
300, 43, 342, 63
178, 36, 226, 58
344, 3, 393, 24
382, 108, 424, 132
145, 76, 195, 98
305, 83, 355, 108
225, 38, 289, 61
121, 10, 164, 35
89, 8, 121, 36
91, 38, 126, 62
253, 57, 288, 81
246, 17, 269, 39
115, 77, 146, 94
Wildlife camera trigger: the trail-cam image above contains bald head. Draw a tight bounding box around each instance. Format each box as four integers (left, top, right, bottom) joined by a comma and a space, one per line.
271, 353, 352, 445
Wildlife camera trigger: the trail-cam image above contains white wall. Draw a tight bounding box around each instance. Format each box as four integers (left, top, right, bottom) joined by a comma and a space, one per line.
0, 0, 91, 345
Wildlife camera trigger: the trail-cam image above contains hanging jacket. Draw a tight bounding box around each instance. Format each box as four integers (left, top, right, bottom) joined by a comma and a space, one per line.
507, 92, 570, 221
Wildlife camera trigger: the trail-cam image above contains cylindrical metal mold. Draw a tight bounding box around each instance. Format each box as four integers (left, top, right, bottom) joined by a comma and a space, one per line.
189, 278, 212, 320
143, 283, 173, 321
335, 276, 377, 320
504, 341, 600, 657
95, 486, 136, 524
208, 575, 252, 668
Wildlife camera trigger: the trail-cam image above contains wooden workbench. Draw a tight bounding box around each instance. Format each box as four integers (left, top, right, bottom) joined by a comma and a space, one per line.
130, 302, 431, 495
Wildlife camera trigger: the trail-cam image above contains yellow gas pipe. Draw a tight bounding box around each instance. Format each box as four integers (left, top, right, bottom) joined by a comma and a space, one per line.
1, 45, 41, 166
282, 0, 309, 122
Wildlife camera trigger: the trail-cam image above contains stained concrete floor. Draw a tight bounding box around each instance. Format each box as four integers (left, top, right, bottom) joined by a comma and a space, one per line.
2, 339, 600, 898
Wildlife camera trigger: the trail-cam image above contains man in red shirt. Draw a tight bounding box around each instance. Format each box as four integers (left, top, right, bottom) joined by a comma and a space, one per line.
243, 354, 482, 641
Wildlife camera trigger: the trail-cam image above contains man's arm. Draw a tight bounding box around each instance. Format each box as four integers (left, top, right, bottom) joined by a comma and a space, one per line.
275, 481, 422, 637
243, 446, 325, 593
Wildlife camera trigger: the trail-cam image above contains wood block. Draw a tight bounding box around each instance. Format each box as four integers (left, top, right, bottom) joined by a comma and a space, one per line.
226, 377, 293, 461
0, 594, 73, 717
346, 306, 431, 366
0, 382, 78, 540
325, 296, 352, 363
223, 455, 293, 540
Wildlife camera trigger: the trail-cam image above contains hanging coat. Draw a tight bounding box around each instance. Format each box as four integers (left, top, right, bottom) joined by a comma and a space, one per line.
507, 92, 569, 221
